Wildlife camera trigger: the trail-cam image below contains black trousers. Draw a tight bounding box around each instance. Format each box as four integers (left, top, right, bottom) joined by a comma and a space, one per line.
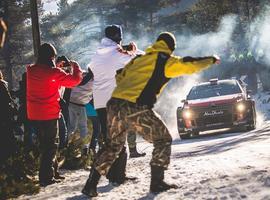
58, 113, 68, 149
96, 108, 107, 143
34, 119, 59, 182
0, 122, 16, 164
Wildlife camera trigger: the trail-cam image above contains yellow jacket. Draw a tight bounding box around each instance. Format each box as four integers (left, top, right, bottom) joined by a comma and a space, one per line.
112, 40, 215, 107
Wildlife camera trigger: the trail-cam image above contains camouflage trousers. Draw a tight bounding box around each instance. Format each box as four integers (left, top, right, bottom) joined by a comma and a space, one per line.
94, 98, 172, 176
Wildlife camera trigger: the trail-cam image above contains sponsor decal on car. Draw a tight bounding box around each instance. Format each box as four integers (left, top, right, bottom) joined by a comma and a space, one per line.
203, 110, 224, 116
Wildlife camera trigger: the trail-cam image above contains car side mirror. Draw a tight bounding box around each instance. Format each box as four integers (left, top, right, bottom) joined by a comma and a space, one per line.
181, 99, 186, 103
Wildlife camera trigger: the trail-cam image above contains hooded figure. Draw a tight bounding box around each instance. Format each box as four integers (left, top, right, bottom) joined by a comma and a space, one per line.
87, 24, 139, 144
87, 24, 145, 184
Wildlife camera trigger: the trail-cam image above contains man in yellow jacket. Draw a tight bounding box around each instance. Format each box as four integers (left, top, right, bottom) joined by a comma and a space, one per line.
82, 32, 220, 197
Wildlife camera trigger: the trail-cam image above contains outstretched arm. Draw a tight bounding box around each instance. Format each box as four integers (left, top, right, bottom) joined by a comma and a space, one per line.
165, 55, 220, 78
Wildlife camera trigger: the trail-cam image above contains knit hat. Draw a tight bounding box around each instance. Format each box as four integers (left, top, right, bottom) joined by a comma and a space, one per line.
157, 32, 176, 51
36, 43, 57, 66
105, 24, 123, 44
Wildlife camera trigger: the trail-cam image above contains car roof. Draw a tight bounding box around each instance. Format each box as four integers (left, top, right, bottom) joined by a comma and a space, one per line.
195, 79, 238, 87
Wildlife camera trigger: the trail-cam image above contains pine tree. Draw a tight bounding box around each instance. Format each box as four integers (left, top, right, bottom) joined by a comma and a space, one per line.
0, 0, 43, 89
57, 0, 69, 14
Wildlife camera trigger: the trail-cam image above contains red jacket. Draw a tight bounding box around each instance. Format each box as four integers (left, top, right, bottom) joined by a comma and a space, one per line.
27, 64, 82, 120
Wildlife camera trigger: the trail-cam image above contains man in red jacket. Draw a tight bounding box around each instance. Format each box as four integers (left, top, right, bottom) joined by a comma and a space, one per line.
27, 43, 83, 186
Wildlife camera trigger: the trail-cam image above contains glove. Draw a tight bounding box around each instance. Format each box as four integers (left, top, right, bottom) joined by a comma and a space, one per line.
213, 54, 221, 64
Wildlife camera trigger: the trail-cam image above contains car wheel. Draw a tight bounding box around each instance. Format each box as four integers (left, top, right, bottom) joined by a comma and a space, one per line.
247, 105, 256, 131
247, 124, 255, 131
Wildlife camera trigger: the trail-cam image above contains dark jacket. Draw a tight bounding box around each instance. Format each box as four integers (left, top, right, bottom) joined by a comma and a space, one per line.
0, 80, 15, 123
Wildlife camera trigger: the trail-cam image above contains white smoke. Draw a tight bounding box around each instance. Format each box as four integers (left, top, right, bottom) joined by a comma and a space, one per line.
47, 12, 103, 68
154, 15, 238, 138
175, 14, 238, 56
249, 6, 270, 66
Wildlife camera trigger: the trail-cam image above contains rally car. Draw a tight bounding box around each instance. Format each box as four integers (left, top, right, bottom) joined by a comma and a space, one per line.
177, 79, 256, 139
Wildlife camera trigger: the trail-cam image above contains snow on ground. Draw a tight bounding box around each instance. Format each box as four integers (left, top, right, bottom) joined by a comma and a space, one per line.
18, 93, 270, 200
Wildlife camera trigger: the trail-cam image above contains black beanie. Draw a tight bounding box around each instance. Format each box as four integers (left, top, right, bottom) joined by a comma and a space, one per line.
157, 32, 176, 51
105, 24, 123, 44
37, 43, 57, 66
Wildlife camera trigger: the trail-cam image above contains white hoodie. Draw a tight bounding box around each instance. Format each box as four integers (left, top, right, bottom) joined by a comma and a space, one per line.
88, 38, 135, 109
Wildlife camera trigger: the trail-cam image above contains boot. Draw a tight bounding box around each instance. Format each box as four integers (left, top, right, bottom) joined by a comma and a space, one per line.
53, 158, 65, 180
82, 168, 101, 197
129, 146, 146, 158
150, 165, 178, 193
54, 171, 65, 180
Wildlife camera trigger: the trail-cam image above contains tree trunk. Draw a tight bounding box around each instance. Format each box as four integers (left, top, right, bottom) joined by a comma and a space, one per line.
30, 0, 41, 59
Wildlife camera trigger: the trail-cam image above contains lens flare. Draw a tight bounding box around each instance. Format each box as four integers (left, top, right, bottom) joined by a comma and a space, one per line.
183, 110, 192, 119
236, 103, 246, 112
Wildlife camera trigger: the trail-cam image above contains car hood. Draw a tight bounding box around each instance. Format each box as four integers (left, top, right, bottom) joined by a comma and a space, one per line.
187, 93, 244, 107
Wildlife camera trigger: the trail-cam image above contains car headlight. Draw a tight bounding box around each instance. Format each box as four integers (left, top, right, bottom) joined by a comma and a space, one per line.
236, 102, 246, 112
183, 110, 192, 119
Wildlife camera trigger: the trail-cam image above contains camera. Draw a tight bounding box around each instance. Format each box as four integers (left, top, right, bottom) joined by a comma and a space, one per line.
122, 44, 133, 51
56, 56, 70, 67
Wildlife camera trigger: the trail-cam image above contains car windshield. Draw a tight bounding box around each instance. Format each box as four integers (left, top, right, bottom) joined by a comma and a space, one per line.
187, 80, 242, 100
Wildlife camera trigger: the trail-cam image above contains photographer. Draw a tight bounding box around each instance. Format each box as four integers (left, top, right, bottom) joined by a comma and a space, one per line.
88, 25, 138, 148
88, 24, 146, 185
27, 43, 83, 186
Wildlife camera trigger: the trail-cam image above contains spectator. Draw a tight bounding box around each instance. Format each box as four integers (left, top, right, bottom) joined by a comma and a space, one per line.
88, 24, 143, 147
88, 24, 145, 184
27, 43, 82, 186
67, 68, 94, 154
0, 70, 17, 164
82, 32, 220, 197
15, 72, 38, 151
85, 101, 100, 153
